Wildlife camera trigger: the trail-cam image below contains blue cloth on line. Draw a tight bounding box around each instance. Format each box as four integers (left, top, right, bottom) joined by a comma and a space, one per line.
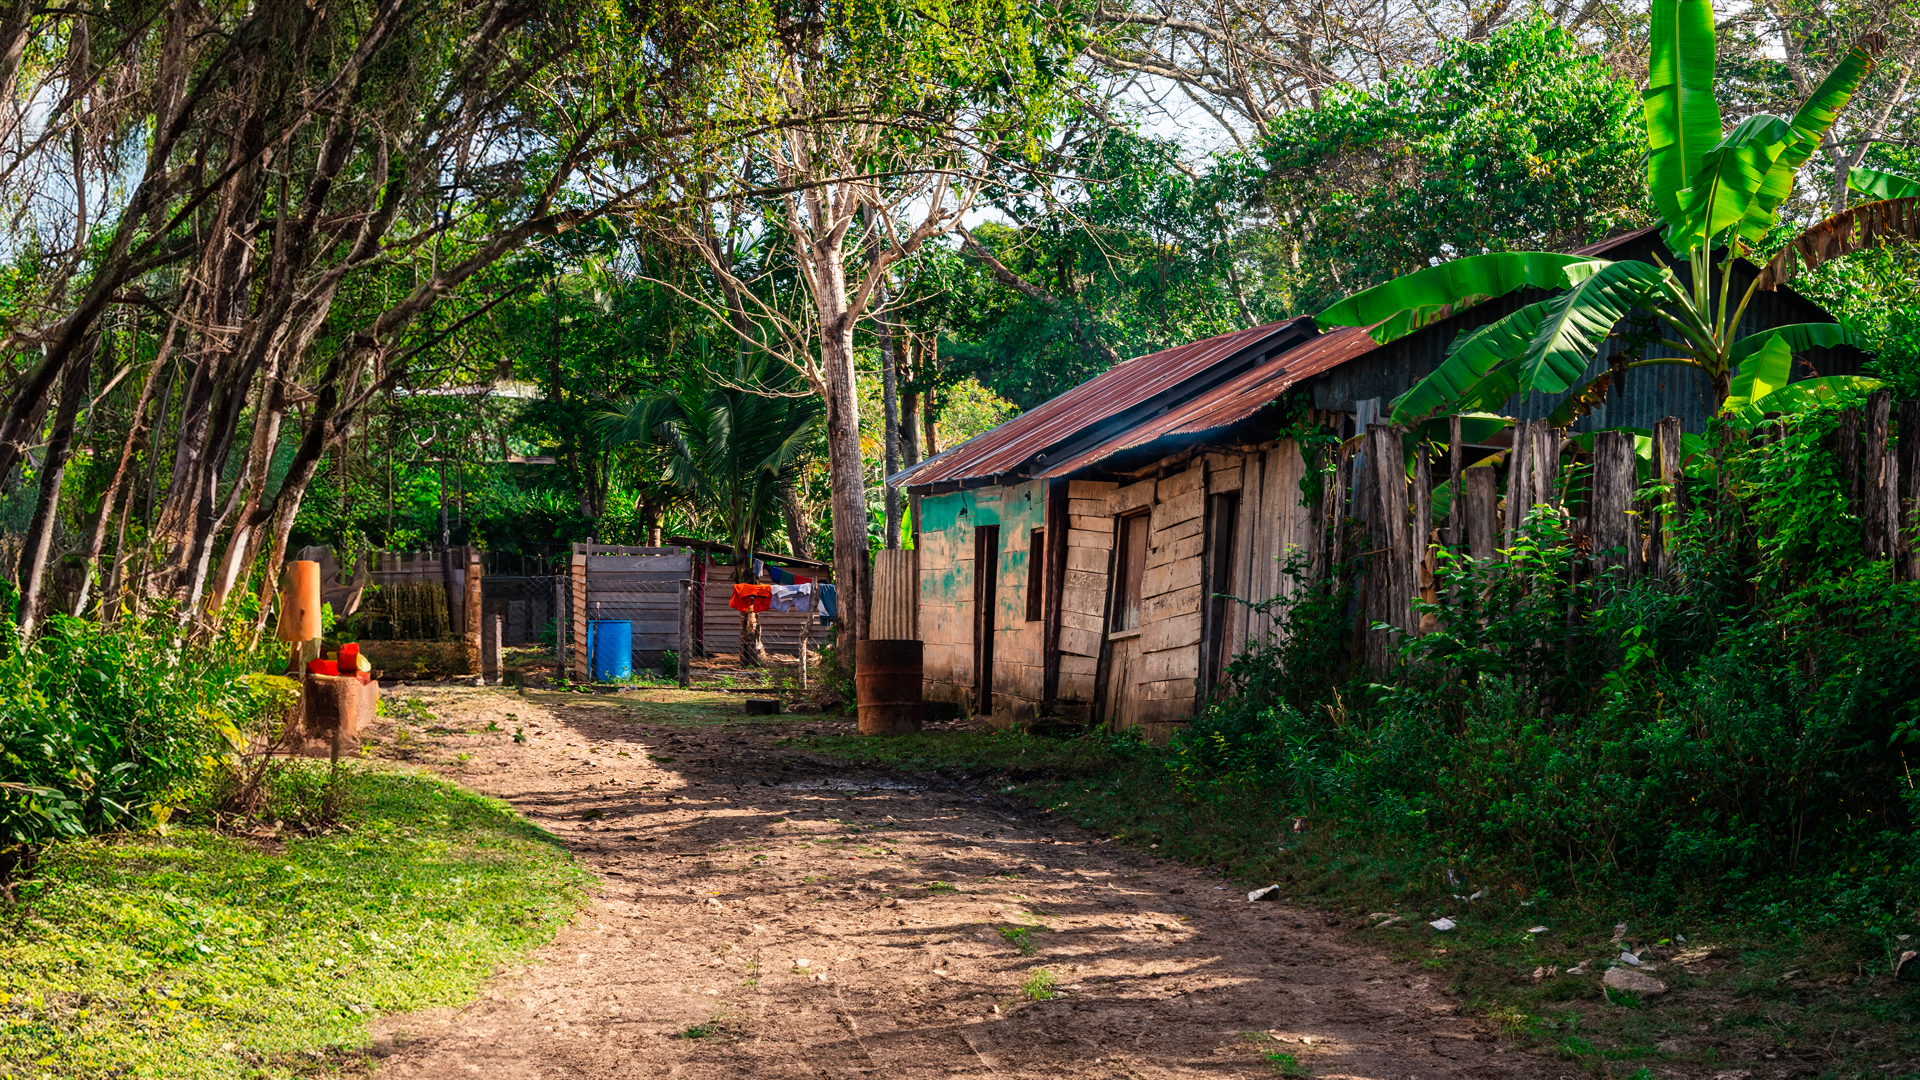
818, 583, 837, 621
767, 564, 794, 585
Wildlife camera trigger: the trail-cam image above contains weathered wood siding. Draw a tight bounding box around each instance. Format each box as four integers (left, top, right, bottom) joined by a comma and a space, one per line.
921, 441, 1318, 734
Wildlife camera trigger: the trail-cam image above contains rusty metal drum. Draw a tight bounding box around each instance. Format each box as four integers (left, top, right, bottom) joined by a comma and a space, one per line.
855, 639, 923, 735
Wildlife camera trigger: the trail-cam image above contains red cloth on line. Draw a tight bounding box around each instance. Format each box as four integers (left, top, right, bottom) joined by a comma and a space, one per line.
729, 583, 772, 612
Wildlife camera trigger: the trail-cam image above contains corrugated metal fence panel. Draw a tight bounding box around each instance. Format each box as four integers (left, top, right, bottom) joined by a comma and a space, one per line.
871, 549, 916, 639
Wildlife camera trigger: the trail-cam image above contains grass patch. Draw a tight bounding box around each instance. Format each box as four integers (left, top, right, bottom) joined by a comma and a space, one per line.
998, 926, 1037, 955
0, 762, 588, 1079
1263, 1050, 1307, 1076
1021, 967, 1057, 1002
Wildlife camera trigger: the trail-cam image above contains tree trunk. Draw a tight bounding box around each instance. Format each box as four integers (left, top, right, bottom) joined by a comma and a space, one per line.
877, 282, 901, 550
17, 343, 95, 636
820, 316, 869, 648
782, 487, 811, 559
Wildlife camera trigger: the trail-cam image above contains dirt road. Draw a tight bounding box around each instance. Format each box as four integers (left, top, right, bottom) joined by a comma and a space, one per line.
367, 685, 1558, 1080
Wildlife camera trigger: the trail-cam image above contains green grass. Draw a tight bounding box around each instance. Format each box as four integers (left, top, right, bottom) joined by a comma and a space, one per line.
0, 763, 588, 1080
997, 926, 1037, 955
1020, 967, 1057, 1002
1263, 1050, 1307, 1076
801, 727, 1920, 1078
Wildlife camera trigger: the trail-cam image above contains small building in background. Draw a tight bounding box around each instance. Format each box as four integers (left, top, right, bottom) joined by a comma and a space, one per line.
893, 227, 1868, 738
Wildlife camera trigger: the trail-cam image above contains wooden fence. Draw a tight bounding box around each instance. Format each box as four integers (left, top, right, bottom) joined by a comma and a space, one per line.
1335, 391, 1919, 673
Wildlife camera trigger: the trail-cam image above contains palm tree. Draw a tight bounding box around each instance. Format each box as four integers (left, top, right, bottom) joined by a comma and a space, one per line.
1315, 1, 1919, 431
598, 345, 823, 666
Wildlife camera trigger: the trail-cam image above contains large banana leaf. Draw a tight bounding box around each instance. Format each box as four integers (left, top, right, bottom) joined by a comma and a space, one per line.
1722, 334, 1794, 417
1508, 260, 1673, 398
1849, 165, 1920, 200
1315, 252, 1604, 341
1404, 412, 1516, 457
1668, 113, 1791, 250
1644, 0, 1721, 226
1738, 36, 1885, 242
1725, 375, 1885, 427
1388, 299, 1555, 423
1727, 322, 1873, 368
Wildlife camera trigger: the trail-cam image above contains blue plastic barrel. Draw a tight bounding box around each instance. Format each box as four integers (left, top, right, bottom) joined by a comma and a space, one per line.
588, 620, 632, 682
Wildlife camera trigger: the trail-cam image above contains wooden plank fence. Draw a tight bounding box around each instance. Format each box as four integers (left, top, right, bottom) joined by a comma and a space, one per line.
1333, 390, 1920, 674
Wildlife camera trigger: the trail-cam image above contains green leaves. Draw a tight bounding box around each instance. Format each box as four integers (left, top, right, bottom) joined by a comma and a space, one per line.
1726, 376, 1886, 427
1848, 165, 1920, 200
1388, 261, 1671, 424
1643, 0, 1721, 226
1316, 252, 1609, 343
1721, 323, 1878, 423
1667, 113, 1792, 250
1723, 334, 1795, 420
1737, 37, 1885, 242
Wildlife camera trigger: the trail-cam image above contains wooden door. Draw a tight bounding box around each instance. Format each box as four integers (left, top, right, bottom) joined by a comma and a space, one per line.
972, 525, 999, 713
1100, 513, 1149, 727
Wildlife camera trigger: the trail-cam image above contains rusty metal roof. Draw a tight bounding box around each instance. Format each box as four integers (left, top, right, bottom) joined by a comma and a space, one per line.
898, 227, 1678, 491
894, 318, 1316, 490
1036, 326, 1378, 477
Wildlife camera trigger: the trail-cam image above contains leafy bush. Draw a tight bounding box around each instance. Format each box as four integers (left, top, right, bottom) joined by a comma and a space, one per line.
0, 615, 279, 854
1184, 399, 1920, 934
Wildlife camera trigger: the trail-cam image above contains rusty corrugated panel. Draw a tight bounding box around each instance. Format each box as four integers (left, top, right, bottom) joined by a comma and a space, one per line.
1036, 327, 1380, 477
894, 318, 1314, 488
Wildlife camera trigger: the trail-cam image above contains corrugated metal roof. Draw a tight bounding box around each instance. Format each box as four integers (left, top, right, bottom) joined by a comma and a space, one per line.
893, 318, 1315, 489
900, 225, 1739, 488
1037, 327, 1379, 477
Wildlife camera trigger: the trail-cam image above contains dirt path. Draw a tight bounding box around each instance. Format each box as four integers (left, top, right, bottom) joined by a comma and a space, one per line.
366, 685, 1562, 1080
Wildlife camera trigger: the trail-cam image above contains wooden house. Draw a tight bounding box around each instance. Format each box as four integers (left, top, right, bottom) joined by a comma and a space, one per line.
894, 227, 1869, 737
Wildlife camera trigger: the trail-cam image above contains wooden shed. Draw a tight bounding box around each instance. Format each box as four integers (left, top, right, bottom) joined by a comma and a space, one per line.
896, 227, 1869, 738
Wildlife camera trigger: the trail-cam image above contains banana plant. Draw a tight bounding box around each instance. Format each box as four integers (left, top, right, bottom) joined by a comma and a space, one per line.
1316, 0, 1915, 431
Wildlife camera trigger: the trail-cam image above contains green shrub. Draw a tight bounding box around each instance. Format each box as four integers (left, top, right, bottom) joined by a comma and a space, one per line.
1184, 397, 1920, 933
0, 615, 278, 852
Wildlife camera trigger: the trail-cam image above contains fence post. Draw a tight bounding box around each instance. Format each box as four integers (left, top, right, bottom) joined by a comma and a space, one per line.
1900, 399, 1920, 582
1365, 424, 1413, 672
1464, 467, 1497, 561
483, 613, 502, 684
1504, 420, 1530, 554
1447, 414, 1463, 547
1837, 407, 1864, 517
1864, 391, 1894, 559
1591, 429, 1639, 579
1412, 440, 1433, 630
678, 578, 692, 688
570, 544, 589, 683
1650, 416, 1683, 578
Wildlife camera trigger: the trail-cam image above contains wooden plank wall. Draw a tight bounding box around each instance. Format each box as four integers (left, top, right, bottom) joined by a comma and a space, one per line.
1057, 479, 1117, 710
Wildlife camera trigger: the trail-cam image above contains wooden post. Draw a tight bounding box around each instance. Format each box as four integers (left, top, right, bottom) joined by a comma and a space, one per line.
553, 574, 565, 660
678, 578, 692, 688
1447, 414, 1463, 547
1591, 429, 1639, 580
1650, 416, 1683, 578
482, 613, 503, 683
1330, 436, 1353, 571
1899, 399, 1920, 581
1837, 407, 1864, 518
799, 595, 813, 690
463, 548, 484, 675
1366, 424, 1413, 672
1504, 420, 1530, 553
570, 545, 589, 683
1864, 391, 1894, 559
1412, 440, 1433, 629
1464, 467, 1497, 562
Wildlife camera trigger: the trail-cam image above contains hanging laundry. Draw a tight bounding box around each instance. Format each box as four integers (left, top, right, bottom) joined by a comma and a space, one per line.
767, 564, 793, 585
770, 583, 812, 612
729, 583, 771, 613
818, 583, 838, 622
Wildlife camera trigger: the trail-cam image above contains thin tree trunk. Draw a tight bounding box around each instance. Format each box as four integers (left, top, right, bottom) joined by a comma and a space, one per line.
17, 342, 95, 636
877, 279, 901, 549
820, 315, 869, 647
